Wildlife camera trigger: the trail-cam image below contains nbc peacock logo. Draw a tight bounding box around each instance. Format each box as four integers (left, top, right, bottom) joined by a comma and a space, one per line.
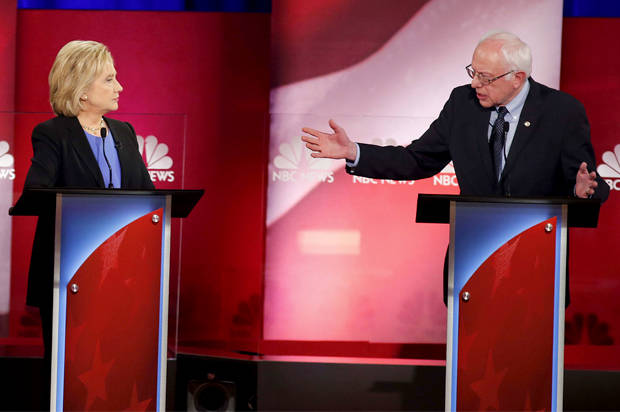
137, 135, 175, 183
433, 162, 458, 187
0, 141, 15, 180
350, 137, 416, 186
597, 144, 620, 192
272, 137, 334, 183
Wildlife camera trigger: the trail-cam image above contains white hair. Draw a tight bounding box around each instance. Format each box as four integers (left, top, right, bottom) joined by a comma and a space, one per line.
478, 31, 532, 77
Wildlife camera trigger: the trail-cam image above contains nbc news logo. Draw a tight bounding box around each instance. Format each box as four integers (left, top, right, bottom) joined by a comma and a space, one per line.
272, 138, 334, 183
0, 141, 15, 180
350, 138, 415, 186
137, 135, 175, 183
433, 162, 458, 187
597, 144, 620, 192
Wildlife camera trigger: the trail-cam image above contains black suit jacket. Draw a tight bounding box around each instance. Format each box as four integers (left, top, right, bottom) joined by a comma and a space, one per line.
347, 79, 609, 201
24, 115, 155, 307
346, 79, 610, 303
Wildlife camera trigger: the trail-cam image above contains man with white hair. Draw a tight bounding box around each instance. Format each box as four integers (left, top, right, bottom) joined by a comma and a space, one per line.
302, 31, 609, 201
302, 31, 609, 304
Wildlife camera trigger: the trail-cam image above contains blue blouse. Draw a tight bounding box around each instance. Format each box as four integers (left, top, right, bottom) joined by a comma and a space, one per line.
84, 129, 122, 188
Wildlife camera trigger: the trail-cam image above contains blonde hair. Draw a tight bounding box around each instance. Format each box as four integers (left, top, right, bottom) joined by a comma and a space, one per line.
48, 40, 114, 117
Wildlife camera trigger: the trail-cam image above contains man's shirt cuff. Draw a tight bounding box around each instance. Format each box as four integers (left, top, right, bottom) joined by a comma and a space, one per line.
345, 143, 361, 168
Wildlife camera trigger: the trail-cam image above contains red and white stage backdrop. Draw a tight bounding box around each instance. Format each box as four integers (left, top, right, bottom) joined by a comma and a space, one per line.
266, 0, 620, 368
0, 0, 617, 371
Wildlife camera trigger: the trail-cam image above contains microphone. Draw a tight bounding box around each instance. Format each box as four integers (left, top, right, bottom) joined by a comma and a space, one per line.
502, 122, 511, 196
502, 122, 509, 162
100, 127, 113, 188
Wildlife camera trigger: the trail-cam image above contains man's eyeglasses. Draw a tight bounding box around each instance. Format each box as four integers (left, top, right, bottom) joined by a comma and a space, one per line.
466, 64, 515, 86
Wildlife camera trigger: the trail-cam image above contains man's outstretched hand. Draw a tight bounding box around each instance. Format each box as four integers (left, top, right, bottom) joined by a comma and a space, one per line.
575, 162, 598, 198
301, 119, 358, 161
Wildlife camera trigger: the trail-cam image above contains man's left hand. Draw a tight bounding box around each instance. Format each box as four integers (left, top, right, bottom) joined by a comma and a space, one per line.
575, 162, 598, 198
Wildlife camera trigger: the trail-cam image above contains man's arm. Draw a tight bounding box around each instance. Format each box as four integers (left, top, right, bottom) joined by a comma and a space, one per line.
560, 98, 610, 201
301, 85, 472, 183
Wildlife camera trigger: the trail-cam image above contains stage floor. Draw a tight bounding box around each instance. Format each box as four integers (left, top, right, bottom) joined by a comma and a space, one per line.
0, 353, 618, 411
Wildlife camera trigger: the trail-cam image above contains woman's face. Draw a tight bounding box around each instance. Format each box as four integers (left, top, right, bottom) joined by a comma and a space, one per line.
81, 61, 123, 116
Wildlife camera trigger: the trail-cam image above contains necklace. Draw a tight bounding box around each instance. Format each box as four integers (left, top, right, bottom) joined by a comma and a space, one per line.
81, 118, 104, 134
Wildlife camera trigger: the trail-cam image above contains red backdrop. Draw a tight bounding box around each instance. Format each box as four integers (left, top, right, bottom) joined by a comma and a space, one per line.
561, 17, 620, 370
1, 8, 618, 371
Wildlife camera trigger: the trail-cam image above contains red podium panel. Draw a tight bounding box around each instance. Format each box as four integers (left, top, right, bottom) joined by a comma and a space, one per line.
457, 218, 556, 410
11, 188, 202, 411
63, 209, 163, 411
416, 195, 600, 412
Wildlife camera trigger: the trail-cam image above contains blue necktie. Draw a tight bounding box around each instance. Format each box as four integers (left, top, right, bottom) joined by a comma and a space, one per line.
490, 106, 508, 181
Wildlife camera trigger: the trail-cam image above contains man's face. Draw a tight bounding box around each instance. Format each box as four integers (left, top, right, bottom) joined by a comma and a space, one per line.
470, 41, 523, 108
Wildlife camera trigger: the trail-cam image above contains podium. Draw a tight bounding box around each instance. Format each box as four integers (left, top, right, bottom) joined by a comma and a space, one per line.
416, 195, 601, 412
10, 188, 203, 411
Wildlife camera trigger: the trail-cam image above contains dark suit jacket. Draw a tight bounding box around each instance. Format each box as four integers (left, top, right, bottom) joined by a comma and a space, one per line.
345, 79, 610, 303
24, 115, 155, 307
347, 78, 609, 201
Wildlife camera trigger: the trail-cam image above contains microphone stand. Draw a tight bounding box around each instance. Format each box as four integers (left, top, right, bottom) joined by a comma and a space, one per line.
100, 127, 113, 188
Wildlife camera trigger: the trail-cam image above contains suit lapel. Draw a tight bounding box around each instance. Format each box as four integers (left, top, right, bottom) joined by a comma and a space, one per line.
66, 117, 105, 187
470, 100, 496, 188
501, 79, 544, 180
105, 117, 131, 188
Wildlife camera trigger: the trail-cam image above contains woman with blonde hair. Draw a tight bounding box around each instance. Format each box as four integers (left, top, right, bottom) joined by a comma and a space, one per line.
22, 40, 153, 403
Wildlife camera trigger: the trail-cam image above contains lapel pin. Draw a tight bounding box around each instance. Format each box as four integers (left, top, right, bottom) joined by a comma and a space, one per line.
524, 121, 531, 127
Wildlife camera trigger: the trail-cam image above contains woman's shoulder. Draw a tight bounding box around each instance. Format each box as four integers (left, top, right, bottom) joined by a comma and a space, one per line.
103, 116, 131, 128
104, 116, 136, 137
33, 115, 78, 134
